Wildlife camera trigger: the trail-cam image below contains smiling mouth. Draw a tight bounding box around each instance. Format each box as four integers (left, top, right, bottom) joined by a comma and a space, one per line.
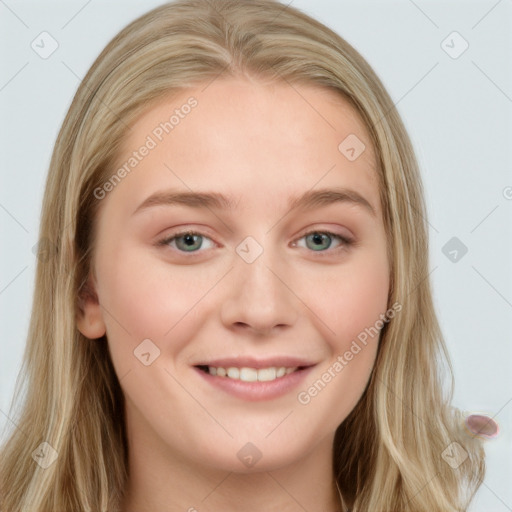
195, 365, 308, 382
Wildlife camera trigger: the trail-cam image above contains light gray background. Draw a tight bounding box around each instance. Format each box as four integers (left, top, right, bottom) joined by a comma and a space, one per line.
1, 1, 511, 510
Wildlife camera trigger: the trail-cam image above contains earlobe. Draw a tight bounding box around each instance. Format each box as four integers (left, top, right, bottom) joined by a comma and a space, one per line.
76, 275, 106, 339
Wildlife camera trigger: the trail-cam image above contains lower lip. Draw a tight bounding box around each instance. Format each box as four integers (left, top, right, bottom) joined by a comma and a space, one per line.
193, 366, 315, 402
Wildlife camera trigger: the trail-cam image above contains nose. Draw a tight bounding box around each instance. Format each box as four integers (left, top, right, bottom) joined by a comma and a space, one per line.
220, 246, 299, 336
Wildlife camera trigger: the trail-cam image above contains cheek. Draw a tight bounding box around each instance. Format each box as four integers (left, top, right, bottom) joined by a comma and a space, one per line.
297, 249, 389, 412
97, 233, 389, 378
95, 242, 209, 363
307, 249, 390, 349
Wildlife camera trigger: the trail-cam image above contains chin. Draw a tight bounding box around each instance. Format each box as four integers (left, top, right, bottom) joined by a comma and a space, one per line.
189, 436, 309, 473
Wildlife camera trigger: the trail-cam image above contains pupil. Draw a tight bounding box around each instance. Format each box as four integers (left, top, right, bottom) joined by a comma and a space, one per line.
310, 232, 330, 251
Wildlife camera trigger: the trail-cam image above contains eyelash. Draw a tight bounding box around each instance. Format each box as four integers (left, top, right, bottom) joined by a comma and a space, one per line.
156, 229, 354, 258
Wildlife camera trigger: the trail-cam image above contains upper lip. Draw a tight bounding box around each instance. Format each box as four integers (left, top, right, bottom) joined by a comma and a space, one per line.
193, 357, 317, 369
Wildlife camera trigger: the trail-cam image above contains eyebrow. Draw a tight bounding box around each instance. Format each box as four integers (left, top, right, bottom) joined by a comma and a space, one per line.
132, 187, 376, 217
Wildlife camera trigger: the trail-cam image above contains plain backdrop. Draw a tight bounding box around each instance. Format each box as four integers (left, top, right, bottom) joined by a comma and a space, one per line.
1, 1, 511, 510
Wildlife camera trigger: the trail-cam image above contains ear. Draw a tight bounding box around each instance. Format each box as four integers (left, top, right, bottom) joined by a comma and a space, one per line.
76, 273, 106, 339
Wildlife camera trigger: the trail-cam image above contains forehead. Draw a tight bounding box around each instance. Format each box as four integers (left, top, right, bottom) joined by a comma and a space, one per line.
112, 78, 380, 217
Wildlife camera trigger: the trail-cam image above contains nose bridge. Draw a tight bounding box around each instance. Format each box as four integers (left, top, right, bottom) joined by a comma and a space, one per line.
220, 233, 298, 333
238, 236, 278, 296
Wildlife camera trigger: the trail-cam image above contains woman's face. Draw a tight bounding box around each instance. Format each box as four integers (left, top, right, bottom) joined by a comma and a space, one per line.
78, 78, 390, 473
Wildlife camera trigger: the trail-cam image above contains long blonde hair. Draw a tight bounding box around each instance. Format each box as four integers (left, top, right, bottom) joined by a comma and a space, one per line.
0, 1, 485, 510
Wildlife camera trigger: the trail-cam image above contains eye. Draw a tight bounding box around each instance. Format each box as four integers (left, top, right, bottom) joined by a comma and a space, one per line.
293, 230, 353, 254
157, 230, 215, 253
157, 229, 353, 256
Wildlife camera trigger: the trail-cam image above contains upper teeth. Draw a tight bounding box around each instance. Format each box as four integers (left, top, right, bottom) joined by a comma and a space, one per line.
208, 366, 297, 382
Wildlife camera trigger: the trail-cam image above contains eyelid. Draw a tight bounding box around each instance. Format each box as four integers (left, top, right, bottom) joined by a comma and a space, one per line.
294, 226, 354, 244
156, 229, 217, 254
156, 227, 354, 256
291, 229, 353, 256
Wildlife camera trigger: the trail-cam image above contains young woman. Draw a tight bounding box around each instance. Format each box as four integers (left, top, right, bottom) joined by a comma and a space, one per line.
0, 1, 487, 510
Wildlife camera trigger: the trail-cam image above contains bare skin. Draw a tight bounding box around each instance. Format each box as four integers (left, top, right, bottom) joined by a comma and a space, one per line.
77, 77, 390, 512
